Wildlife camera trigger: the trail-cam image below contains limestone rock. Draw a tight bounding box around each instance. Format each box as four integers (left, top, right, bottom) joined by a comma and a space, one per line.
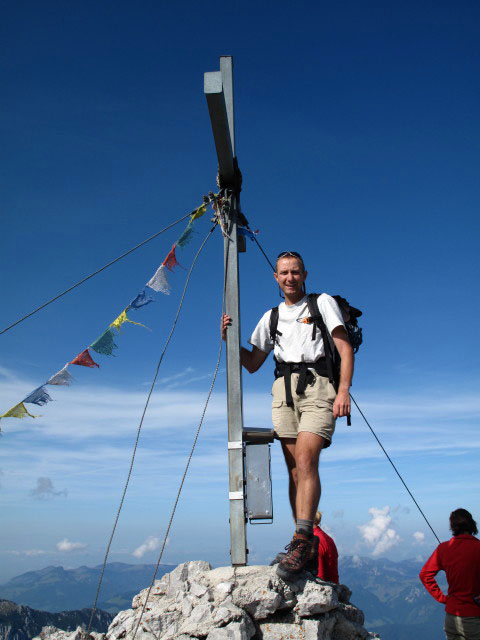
34, 561, 380, 640
294, 581, 339, 616
33, 626, 103, 640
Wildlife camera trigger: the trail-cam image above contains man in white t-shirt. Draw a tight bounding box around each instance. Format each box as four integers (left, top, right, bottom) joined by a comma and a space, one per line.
221, 251, 354, 579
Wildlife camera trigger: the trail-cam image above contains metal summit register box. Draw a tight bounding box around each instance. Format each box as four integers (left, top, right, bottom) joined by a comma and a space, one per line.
243, 428, 274, 524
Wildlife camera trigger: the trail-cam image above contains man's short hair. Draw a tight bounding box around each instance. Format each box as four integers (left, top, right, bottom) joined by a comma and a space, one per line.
275, 251, 305, 273
450, 508, 478, 536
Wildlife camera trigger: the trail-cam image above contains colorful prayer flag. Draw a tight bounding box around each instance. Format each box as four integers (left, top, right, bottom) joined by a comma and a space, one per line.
146, 264, 170, 294
1, 402, 37, 419
190, 204, 206, 221
110, 309, 148, 332
90, 328, 118, 355
69, 349, 99, 368
23, 386, 53, 406
176, 220, 195, 248
162, 245, 182, 272
129, 289, 154, 310
47, 365, 74, 386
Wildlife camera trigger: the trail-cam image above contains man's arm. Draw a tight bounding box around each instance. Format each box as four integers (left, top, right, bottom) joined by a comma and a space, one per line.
222, 314, 269, 373
419, 549, 447, 604
331, 326, 354, 418
240, 345, 269, 373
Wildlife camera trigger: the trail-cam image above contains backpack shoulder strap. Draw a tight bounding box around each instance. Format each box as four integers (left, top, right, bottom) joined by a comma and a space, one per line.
269, 306, 281, 345
307, 293, 336, 387
306, 293, 327, 339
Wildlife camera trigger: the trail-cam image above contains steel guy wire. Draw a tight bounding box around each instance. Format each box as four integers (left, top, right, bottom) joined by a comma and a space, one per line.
350, 394, 441, 543
87, 223, 217, 634
130, 220, 231, 640
1, 210, 195, 336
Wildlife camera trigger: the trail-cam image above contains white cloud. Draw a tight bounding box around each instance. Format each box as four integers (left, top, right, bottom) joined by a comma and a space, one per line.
413, 531, 425, 544
56, 538, 88, 552
8, 549, 47, 556
133, 536, 160, 559
358, 506, 400, 556
158, 367, 195, 384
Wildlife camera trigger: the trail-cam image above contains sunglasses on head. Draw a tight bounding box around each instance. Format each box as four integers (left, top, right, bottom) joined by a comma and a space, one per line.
276, 251, 303, 259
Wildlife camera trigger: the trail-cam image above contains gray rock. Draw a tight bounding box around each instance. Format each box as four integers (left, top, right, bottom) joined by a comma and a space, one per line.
294, 582, 339, 616
304, 615, 337, 640
33, 627, 104, 640
34, 562, 380, 640
206, 616, 255, 640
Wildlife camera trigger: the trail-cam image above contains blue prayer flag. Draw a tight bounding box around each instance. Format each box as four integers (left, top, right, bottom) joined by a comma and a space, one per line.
23, 386, 53, 406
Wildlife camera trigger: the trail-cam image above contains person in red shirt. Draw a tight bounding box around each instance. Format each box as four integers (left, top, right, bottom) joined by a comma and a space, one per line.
419, 508, 480, 640
313, 511, 339, 583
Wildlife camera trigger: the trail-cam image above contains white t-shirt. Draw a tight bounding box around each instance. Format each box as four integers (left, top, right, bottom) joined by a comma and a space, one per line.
248, 294, 345, 363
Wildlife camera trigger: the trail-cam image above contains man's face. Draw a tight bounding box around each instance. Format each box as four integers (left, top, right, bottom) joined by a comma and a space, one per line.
274, 257, 307, 299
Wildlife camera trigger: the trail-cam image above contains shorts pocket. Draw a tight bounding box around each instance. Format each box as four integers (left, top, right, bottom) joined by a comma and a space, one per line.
314, 400, 334, 412
272, 400, 285, 409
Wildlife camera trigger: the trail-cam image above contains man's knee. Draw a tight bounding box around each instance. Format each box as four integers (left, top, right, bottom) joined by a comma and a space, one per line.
295, 454, 320, 477
296, 434, 325, 464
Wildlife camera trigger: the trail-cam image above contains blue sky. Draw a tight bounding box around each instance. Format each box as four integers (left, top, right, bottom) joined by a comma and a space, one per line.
1, 0, 479, 582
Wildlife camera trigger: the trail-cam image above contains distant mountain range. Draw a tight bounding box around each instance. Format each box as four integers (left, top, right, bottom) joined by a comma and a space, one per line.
0, 599, 113, 640
339, 555, 446, 640
0, 557, 448, 640
0, 562, 175, 614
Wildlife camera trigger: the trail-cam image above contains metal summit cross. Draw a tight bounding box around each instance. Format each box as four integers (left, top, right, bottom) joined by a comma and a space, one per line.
204, 56, 274, 567
204, 56, 247, 566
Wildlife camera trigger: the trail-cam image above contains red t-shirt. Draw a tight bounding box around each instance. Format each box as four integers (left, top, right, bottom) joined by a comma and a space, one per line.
313, 525, 339, 583
419, 534, 480, 617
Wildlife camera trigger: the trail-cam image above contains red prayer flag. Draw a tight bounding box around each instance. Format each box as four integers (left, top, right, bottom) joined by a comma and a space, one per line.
69, 349, 100, 368
162, 244, 182, 272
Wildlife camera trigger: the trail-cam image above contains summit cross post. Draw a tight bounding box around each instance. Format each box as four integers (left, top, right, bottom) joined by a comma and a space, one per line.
204, 56, 247, 566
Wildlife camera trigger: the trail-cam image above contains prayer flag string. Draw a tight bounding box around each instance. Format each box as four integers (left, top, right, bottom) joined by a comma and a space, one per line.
0, 198, 219, 423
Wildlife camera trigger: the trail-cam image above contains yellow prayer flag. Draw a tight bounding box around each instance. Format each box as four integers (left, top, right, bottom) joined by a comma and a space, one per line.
110, 309, 148, 332
1, 402, 37, 419
190, 204, 206, 221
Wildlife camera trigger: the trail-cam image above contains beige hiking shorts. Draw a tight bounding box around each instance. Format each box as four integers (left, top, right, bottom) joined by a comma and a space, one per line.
271, 371, 336, 446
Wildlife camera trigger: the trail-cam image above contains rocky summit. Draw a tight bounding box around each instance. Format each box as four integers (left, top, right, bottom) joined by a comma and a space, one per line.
33, 561, 381, 640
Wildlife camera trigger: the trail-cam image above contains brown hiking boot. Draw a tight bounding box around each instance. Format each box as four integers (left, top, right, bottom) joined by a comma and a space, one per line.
276, 533, 318, 579
269, 532, 297, 566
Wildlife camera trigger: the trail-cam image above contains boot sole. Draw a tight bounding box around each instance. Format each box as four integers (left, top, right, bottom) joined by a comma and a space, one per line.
276, 563, 302, 580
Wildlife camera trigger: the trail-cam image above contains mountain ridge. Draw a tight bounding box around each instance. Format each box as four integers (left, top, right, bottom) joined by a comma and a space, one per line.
0, 563, 176, 613
0, 557, 447, 640
0, 599, 112, 640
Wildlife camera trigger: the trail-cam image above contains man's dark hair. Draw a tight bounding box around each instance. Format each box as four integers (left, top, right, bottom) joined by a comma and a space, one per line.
449, 508, 478, 536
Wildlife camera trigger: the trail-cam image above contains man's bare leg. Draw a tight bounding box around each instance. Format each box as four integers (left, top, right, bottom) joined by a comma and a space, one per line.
280, 438, 298, 521
294, 432, 325, 521
276, 432, 325, 578
281, 432, 325, 522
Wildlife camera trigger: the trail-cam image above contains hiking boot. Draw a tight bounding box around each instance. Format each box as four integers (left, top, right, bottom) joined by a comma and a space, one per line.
269, 552, 286, 566
276, 533, 318, 580
269, 532, 297, 566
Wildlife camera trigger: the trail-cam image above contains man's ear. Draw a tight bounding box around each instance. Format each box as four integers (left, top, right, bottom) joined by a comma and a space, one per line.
303, 270, 308, 282
273, 271, 279, 284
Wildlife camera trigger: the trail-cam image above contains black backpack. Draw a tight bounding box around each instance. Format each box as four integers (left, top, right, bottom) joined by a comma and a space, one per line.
269, 293, 363, 389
